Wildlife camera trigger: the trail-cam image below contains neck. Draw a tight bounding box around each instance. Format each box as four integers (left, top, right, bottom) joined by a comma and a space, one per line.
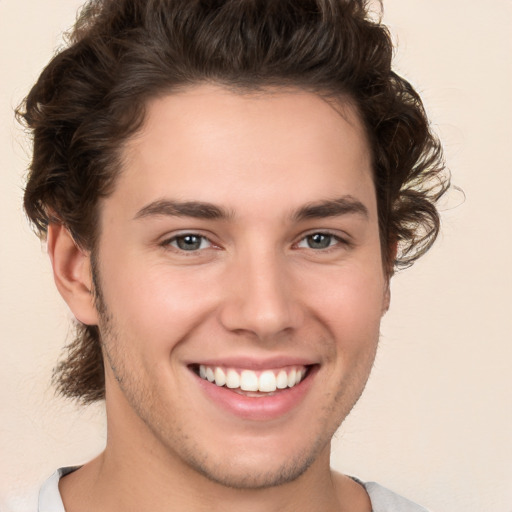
60, 448, 346, 512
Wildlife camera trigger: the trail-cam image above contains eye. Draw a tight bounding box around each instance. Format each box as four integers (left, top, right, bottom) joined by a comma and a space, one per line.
166, 234, 212, 252
297, 232, 341, 250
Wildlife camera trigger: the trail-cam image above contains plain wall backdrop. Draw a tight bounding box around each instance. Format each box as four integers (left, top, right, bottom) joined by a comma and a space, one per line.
1, 1, 511, 511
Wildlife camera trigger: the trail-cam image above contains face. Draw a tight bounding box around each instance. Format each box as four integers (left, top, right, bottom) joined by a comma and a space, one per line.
93, 85, 389, 488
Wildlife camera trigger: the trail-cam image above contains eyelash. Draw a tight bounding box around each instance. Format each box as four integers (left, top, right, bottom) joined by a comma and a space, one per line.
161, 231, 350, 254
295, 232, 349, 251
163, 233, 214, 252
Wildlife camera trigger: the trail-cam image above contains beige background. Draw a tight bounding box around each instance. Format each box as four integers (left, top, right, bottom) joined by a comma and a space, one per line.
1, 1, 511, 511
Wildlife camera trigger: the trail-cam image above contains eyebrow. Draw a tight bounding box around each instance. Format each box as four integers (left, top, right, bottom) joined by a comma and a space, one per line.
134, 195, 369, 222
291, 196, 369, 222
134, 199, 233, 220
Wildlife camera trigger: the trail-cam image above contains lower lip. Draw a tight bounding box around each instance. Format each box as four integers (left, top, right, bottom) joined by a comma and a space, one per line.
193, 367, 317, 421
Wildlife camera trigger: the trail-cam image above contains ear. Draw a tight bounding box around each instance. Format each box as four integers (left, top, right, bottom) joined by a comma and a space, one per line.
382, 240, 398, 314
382, 280, 391, 314
47, 223, 99, 326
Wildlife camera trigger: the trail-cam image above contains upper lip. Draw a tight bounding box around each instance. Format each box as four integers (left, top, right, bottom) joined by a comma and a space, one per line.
186, 355, 318, 371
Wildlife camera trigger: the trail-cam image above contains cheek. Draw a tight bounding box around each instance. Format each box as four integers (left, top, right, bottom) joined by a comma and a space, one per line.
100, 258, 217, 351
304, 264, 386, 348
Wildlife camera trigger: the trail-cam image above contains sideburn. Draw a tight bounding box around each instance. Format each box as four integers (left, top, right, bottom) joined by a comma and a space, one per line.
51, 248, 106, 404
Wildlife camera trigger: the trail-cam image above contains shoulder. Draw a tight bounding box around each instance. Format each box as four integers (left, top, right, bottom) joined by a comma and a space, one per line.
358, 480, 431, 512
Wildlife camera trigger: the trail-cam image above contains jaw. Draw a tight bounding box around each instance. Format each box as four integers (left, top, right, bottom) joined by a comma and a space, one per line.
95, 341, 378, 512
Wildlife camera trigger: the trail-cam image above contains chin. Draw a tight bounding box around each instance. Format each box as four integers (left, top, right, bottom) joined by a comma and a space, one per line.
182, 445, 320, 490
153, 412, 336, 492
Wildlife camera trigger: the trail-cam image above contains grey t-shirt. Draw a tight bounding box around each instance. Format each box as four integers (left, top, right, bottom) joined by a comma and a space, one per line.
38, 467, 430, 512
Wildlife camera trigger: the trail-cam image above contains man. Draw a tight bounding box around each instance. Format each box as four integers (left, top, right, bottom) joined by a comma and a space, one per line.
19, 0, 447, 510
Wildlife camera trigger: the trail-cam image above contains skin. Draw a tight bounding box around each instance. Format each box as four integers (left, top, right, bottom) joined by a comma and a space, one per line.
48, 85, 390, 512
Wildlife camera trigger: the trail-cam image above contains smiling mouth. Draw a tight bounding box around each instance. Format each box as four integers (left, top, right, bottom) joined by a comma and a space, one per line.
190, 364, 313, 395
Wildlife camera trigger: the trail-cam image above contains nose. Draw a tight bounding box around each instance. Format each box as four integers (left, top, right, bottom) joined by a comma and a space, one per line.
218, 249, 304, 341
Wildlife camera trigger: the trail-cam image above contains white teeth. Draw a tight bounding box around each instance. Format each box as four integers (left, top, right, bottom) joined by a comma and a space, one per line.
259, 370, 277, 392
205, 367, 215, 382
240, 370, 259, 391
287, 368, 297, 388
276, 370, 288, 389
214, 367, 226, 387
197, 365, 308, 393
226, 369, 240, 389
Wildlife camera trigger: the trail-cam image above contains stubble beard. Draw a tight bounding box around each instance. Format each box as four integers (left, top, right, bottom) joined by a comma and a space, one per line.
91, 262, 377, 491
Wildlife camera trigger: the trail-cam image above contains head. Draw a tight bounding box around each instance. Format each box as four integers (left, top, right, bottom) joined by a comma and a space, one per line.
19, 0, 447, 487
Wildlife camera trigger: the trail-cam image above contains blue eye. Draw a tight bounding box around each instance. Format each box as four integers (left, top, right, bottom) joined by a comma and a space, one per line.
298, 233, 339, 249
167, 234, 211, 251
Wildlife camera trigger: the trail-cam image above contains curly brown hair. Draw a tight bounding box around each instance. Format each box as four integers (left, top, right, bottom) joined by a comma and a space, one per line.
18, 0, 448, 404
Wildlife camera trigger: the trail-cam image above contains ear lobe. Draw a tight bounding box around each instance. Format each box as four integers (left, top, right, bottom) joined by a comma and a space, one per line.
47, 223, 99, 326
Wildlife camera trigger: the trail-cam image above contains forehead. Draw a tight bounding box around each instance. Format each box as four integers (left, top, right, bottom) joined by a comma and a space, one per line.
112, 84, 375, 219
